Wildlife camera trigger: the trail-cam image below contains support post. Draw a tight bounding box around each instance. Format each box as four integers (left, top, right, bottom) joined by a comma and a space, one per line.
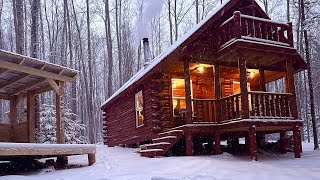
214, 130, 222, 155
238, 53, 250, 119
259, 68, 266, 92
185, 131, 193, 156
88, 154, 96, 166
214, 65, 221, 123
280, 130, 288, 154
184, 61, 193, 124
56, 81, 65, 144
293, 126, 302, 158
9, 96, 17, 141
249, 126, 258, 161
285, 59, 298, 119
27, 91, 36, 143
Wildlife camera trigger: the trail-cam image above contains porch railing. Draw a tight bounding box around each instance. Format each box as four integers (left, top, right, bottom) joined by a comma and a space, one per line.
192, 98, 217, 123
249, 91, 294, 119
218, 11, 294, 49
220, 93, 242, 123
190, 91, 294, 124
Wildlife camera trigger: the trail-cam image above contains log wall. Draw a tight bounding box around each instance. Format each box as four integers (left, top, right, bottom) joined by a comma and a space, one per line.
103, 79, 159, 147
13, 122, 28, 143
0, 124, 12, 142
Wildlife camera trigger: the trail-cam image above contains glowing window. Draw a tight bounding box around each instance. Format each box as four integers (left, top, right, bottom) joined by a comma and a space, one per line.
171, 79, 193, 117
135, 91, 144, 127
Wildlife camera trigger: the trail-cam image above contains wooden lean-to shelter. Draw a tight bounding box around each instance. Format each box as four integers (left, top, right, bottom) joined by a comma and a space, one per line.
101, 0, 307, 161
0, 49, 95, 165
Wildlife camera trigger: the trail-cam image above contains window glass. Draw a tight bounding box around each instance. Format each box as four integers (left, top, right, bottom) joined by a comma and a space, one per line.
172, 79, 193, 117
135, 91, 144, 127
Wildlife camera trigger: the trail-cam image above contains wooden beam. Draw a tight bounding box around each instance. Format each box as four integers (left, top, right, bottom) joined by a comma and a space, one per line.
0, 68, 8, 75
249, 126, 258, 161
259, 68, 266, 91
183, 61, 193, 124
285, 59, 298, 119
56, 81, 65, 144
9, 78, 45, 96
238, 53, 250, 119
293, 126, 301, 158
27, 91, 36, 143
46, 78, 60, 95
33, 86, 53, 95
0, 93, 9, 100
0, 74, 29, 90
214, 65, 221, 123
0, 60, 74, 82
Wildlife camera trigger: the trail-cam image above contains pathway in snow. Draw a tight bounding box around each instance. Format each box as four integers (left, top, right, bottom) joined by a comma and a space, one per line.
1, 143, 320, 180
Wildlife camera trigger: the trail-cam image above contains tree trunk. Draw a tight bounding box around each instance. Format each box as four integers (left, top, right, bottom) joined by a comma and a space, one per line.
13, 0, 25, 54
301, 0, 319, 150
86, 0, 95, 144
168, 0, 173, 45
104, 0, 113, 98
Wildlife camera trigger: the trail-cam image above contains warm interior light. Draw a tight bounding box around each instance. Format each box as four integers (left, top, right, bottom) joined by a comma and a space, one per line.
249, 72, 254, 78
196, 66, 205, 73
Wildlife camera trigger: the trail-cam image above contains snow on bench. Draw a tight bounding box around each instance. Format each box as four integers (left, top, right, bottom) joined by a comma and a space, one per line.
0, 143, 96, 165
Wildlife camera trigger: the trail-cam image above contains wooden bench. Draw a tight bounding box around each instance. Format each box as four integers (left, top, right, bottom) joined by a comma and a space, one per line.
0, 143, 96, 166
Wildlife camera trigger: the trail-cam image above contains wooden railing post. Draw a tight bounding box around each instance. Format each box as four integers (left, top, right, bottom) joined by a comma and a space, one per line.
214, 65, 221, 123
234, 11, 241, 39
238, 53, 250, 119
287, 22, 294, 47
285, 59, 298, 119
184, 61, 193, 124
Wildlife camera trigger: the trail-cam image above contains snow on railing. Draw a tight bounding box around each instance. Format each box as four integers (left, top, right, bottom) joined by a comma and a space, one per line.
218, 11, 294, 49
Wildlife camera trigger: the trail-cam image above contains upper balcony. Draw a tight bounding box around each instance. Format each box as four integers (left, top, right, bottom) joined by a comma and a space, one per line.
217, 11, 294, 50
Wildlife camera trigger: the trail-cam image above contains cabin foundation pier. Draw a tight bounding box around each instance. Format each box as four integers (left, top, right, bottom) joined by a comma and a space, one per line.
214, 131, 222, 155
280, 131, 288, 154
185, 131, 193, 156
293, 127, 302, 158
249, 126, 258, 161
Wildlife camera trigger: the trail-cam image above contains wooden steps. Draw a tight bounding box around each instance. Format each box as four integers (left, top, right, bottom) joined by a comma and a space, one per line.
139, 130, 184, 158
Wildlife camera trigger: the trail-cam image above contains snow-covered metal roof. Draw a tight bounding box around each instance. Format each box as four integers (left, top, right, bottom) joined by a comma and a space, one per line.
0, 49, 78, 99
101, 2, 237, 108
101, 0, 232, 108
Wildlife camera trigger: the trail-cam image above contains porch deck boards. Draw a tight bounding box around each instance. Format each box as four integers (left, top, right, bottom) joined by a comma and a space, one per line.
167, 119, 303, 135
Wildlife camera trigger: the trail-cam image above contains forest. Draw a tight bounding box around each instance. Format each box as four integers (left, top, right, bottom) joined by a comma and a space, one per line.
0, 0, 319, 145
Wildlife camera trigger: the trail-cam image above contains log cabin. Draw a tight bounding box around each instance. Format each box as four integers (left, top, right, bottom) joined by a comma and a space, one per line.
101, 0, 307, 161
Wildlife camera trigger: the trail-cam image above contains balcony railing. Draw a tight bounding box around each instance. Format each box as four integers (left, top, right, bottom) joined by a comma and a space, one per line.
249, 91, 294, 119
218, 11, 294, 49
190, 91, 295, 124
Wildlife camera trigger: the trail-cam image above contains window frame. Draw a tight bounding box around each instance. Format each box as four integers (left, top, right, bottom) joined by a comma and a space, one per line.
171, 78, 193, 117
135, 90, 145, 128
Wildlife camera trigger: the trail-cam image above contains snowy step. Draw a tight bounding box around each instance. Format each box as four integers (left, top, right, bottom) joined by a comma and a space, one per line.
140, 149, 164, 153
158, 130, 184, 136
153, 136, 177, 141
140, 142, 171, 148
140, 142, 171, 150
139, 149, 165, 158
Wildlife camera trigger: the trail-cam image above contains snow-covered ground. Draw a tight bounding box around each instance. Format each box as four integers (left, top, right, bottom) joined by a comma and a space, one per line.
2, 143, 320, 180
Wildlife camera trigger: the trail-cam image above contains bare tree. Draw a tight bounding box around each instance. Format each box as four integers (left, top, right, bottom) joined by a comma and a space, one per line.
13, 0, 25, 54
301, 0, 319, 150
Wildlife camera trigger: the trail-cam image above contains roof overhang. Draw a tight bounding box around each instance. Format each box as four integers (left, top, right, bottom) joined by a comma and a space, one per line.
0, 49, 78, 100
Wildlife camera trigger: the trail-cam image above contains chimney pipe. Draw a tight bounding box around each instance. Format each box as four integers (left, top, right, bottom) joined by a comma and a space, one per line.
143, 38, 151, 68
